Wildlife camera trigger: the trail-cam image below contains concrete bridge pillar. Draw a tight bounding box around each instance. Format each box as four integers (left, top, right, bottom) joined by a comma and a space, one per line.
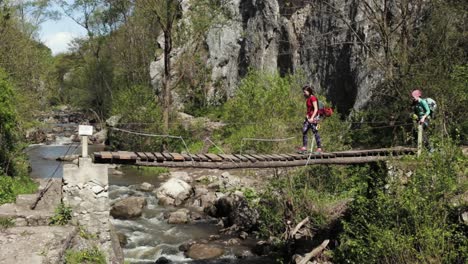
62, 157, 123, 263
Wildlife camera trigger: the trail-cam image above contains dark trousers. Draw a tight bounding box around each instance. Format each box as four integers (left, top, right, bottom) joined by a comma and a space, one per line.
302, 119, 322, 149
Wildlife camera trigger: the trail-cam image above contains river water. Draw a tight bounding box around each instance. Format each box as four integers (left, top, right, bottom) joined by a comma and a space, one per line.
27, 138, 278, 264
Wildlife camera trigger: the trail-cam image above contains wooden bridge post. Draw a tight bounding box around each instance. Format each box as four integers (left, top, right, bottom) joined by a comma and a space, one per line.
417, 124, 423, 157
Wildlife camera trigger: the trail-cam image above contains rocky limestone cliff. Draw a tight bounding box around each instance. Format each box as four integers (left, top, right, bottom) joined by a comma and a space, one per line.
151, 0, 403, 114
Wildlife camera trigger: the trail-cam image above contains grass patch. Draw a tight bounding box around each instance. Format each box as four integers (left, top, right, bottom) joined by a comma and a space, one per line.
0, 175, 38, 205
49, 203, 72, 225
79, 226, 97, 240
65, 246, 106, 264
126, 165, 169, 176
0, 217, 14, 229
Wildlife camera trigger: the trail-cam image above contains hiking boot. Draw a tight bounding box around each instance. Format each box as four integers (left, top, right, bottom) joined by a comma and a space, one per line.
298, 146, 307, 151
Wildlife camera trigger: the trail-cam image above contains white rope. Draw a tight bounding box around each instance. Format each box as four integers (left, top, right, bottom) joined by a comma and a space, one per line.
204, 138, 239, 166
110, 127, 194, 163
305, 137, 316, 167
111, 127, 184, 139
241, 137, 296, 142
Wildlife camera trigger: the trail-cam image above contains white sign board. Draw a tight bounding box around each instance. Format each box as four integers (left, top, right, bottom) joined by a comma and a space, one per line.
78, 125, 93, 136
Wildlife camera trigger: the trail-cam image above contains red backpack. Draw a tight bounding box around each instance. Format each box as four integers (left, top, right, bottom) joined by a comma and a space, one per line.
318, 100, 334, 117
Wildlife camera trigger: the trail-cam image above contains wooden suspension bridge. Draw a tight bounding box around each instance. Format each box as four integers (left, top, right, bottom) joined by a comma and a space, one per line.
93, 147, 416, 169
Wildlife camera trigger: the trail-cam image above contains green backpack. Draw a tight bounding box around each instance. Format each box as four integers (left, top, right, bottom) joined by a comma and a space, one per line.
424, 98, 437, 118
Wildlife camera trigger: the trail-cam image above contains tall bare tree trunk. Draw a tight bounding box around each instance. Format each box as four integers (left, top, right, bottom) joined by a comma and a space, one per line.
162, 30, 172, 132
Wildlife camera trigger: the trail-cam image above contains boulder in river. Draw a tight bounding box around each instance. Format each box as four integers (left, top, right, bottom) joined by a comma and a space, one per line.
186, 244, 224, 260
170, 171, 192, 183
205, 193, 259, 232
167, 209, 190, 224
138, 182, 154, 192
155, 256, 172, 264
110, 197, 147, 219
56, 154, 79, 162
155, 178, 193, 206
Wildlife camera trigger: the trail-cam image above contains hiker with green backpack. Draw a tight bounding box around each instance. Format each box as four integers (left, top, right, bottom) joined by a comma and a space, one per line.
411, 89, 435, 152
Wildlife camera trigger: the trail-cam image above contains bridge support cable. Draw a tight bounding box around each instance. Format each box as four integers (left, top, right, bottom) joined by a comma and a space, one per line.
110, 127, 195, 164
240, 137, 296, 155
204, 138, 240, 167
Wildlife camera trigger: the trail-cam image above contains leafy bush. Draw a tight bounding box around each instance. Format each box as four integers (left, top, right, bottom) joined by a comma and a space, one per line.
65, 246, 106, 264
108, 84, 166, 151
49, 203, 73, 225
220, 71, 302, 153
0, 175, 38, 205
0, 68, 20, 176
256, 165, 370, 238
335, 142, 468, 263
220, 70, 349, 154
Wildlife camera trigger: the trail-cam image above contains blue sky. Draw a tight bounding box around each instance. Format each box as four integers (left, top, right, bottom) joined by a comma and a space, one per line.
39, 7, 87, 55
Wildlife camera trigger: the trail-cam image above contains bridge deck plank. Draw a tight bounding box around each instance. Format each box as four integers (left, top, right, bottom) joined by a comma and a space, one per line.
196, 154, 209, 162
219, 154, 240, 162
204, 154, 223, 162
144, 152, 156, 162
118, 151, 137, 160
136, 152, 148, 161
262, 154, 280, 161
170, 153, 185, 162
243, 154, 257, 162
287, 153, 304, 160
256, 154, 272, 161
270, 154, 287, 161
250, 154, 265, 161
181, 153, 192, 161
151, 152, 164, 162
233, 154, 249, 162
161, 153, 174, 161
278, 154, 295, 161
142, 152, 154, 161
100, 152, 112, 159
188, 154, 201, 162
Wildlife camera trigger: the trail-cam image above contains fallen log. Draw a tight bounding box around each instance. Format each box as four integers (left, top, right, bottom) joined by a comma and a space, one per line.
297, 239, 330, 264
289, 217, 309, 239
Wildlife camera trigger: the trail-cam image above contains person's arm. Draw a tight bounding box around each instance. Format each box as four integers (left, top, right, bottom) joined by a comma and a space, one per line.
419, 99, 430, 123
308, 100, 319, 123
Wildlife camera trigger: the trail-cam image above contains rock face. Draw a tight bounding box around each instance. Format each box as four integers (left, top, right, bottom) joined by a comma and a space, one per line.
150, 0, 408, 113
110, 197, 147, 219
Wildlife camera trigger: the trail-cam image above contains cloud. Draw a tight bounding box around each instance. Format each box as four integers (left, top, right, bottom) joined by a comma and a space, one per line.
42, 32, 76, 55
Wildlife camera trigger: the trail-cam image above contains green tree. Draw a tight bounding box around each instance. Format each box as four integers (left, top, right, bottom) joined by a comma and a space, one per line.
0, 68, 19, 176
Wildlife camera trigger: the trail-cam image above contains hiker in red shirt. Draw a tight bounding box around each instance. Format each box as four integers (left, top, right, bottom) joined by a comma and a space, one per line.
299, 85, 322, 153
